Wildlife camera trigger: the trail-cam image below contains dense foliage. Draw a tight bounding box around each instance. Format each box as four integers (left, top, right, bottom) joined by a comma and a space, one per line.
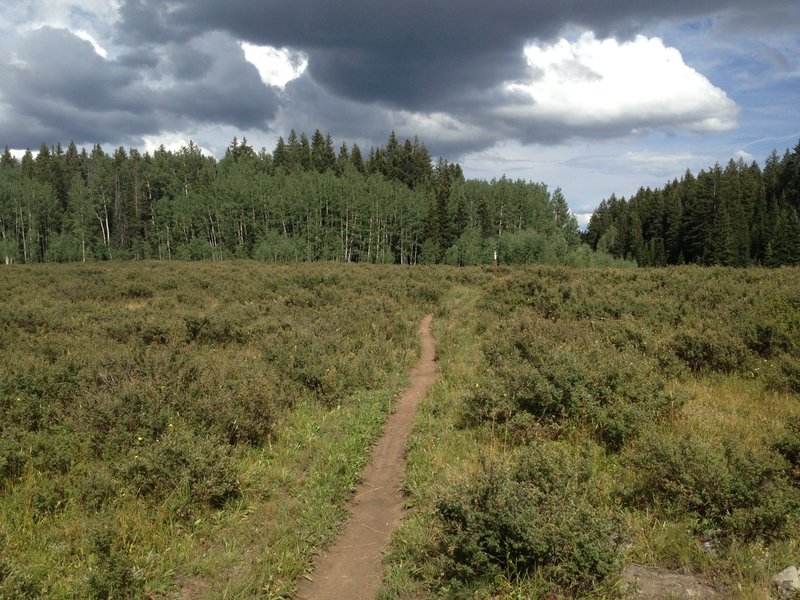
435, 445, 625, 596
0, 131, 604, 266
4, 263, 799, 598
0, 262, 439, 598
384, 266, 800, 599
586, 141, 800, 266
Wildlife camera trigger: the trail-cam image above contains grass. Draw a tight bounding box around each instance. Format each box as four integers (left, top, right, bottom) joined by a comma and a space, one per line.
1, 263, 799, 599
0, 261, 440, 599
381, 265, 800, 599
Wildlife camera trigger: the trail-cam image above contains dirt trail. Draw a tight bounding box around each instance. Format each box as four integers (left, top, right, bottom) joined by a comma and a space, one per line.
295, 314, 437, 600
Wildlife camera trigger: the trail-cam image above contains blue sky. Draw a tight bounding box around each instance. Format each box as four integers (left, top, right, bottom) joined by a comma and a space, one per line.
1, 1, 798, 225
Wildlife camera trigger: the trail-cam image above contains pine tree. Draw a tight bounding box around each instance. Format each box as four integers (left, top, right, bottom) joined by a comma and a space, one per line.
551, 187, 579, 244
0, 147, 17, 171
350, 144, 364, 174
310, 129, 336, 173
285, 129, 303, 173
299, 132, 312, 171
273, 136, 288, 170
336, 142, 350, 175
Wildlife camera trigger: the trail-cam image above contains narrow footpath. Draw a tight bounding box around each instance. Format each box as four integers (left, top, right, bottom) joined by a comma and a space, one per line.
296, 314, 437, 600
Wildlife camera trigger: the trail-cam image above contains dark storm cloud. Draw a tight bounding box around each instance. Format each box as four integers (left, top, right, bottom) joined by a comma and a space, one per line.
5, 28, 143, 112
4, 0, 796, 157
155, 33, 279, 129
0, 26, 279, 149
276, 75, 500, 159
117, 0, 798, 112
0, 27, 154, 147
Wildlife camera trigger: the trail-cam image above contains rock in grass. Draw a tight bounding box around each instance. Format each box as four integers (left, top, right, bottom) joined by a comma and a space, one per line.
772, 566, 800, 600
621, 564, 721, 599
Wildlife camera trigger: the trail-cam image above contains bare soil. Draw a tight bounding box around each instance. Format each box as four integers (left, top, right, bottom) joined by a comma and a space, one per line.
295, 314, 437, 600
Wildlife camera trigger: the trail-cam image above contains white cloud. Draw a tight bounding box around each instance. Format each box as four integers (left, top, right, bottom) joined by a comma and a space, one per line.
8, 148, 34, 160
567, 149, 714, 177
142, 132, 213, 156
11, 0, 118, 57
240, 42, 308, 89
73, 29, 108, 58
461, 139, 730, 219
394, 111, 493, 147
499, 32, 739, 134
574, 213, 594, 229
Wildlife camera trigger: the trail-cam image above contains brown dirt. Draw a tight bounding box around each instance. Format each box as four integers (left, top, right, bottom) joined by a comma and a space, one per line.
295, 314, 437, 600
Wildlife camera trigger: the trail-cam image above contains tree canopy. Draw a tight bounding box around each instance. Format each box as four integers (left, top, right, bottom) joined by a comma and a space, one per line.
0, 131, 607, 266
586, 141, 800, 267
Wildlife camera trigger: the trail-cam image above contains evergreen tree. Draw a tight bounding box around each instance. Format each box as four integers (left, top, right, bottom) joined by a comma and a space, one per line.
0, 147, 17, 172
299, 132, 312, 171
478, 195, 493, 239
551, 187, 579, 245
285, 129, 303, 173
336, 142, 350, 176
310, 129, 336, 173
273, 136, 288, 170
350, 144, 364, 174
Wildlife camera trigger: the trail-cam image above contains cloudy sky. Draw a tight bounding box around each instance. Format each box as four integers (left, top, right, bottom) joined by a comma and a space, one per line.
1, 1, 799, 223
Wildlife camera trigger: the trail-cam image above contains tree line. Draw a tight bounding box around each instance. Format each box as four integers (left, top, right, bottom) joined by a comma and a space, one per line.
585, 141, 800, 267
0, 131, 603, 266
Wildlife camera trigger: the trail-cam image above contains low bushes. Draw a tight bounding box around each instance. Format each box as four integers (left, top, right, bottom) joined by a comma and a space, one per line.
118, 428, 240, 509
87, 523, 145, 600
623, 430, 800, 541
0, 261, 435, 597
434, 444, 625, 596
466, 318, 681, 451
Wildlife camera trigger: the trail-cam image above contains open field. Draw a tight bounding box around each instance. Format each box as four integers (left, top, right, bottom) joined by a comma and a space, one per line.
384, 266, 800, 599
1, 262, 799, 599
0, 262, 441, 598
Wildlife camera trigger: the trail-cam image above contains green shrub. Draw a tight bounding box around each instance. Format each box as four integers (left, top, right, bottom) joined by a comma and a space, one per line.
189, 382, 275, 446
0, 554, 43, 599
469, 321, 680, 451
184, 315, 245, 344
86, 387, 171, 459
623, 431, 799, 541
1, 360, 83, 431
87, 523, 145, 600
121, 284, 154, 300
31, 475, 68, 520
70, 464, 120, 510
29, 427, 83, 475
434, 445, 625, 596
119, 428, 239, 510
745, 322, 796, 358
670, 329, 749, 373
774, 416, 800, 482
140, 324, 169, 345
0, 428, 28, 486
765, 354, 800, 394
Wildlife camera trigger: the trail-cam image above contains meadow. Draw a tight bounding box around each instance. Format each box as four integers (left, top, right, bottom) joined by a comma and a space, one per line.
1, 262, 799, 599
384, 266, 800, 599
0, 261, 441, 598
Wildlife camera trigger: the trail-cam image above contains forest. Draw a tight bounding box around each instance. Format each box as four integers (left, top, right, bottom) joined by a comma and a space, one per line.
585, 141, 800, 267
0, 131, 611, 267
